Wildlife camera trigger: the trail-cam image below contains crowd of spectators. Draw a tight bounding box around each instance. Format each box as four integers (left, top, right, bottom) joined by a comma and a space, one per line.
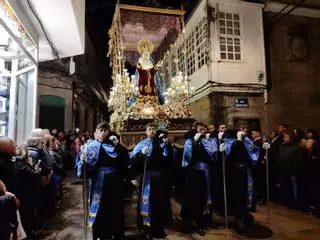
266, 125, 320, 216
1, 123, 319, 239
0, 128, 93, 240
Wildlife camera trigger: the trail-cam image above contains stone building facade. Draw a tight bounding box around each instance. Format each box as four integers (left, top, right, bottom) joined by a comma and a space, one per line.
265, 8, 320, 132
36, 32, 108, 133
37, 68, 96, 133
163, 0, 267, 131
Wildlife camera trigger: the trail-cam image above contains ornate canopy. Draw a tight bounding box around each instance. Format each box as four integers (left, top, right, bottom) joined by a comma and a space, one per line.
108, 4, 184, 74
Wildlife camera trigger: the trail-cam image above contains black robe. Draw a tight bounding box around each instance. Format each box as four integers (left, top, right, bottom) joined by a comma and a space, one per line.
180, 137, 212, 229
226, 140, 253, 220
132, 139, 172, 238
92, 143, 129, 240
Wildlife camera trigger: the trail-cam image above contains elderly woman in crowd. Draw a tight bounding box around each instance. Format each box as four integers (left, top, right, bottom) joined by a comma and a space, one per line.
15, 144, 48, 238
26, 132, 56, 219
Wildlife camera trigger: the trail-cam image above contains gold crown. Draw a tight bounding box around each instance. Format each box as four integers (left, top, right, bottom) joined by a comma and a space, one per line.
137, 39, 154, 54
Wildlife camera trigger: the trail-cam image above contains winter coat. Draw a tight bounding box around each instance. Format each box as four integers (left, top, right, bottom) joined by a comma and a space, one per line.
0, 195, 18, 240
28, 147, 51, 176
49, 150, 65, 177
0, 152, 19, 195
277, 142, 303, 178
15, 157, 42, 204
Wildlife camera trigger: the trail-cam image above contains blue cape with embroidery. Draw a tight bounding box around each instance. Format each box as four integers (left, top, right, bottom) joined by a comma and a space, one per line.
131, 138, 168, 158
182, 137, 218, 167
222, 136, 260, 163
76, 139, 118, 227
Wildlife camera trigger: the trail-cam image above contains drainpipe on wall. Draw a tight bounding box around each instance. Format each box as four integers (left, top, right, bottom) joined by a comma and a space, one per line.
206, 1, 217, 124
264, 89, 269, 136
71, 80, 75, 132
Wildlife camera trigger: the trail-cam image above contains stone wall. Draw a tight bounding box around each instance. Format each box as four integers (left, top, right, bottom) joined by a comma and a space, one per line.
74, 95, 94, 132
37, 70, 73, 132
211, 92, 265, 131
266, 15, 320, 132
189, 95, 212, 125
189, 92, 265, 131
37, 69, 94, 132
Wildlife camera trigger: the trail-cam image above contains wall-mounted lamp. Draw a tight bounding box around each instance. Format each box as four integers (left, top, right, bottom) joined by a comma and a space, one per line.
257, 71, 264, 82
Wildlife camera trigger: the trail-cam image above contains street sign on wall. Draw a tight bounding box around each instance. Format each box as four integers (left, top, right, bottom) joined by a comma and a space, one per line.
235, 97, 249, 108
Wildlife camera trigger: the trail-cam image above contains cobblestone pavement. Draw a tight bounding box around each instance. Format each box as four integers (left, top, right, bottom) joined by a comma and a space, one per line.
40, 173, 320, 240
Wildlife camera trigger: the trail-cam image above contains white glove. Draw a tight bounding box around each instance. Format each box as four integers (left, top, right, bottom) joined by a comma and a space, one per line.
205, 133, 210, 139
194, 133, 202, 142
142, 146, 150, 155
237, 131, 243, 141
218, 132, 224, 140
263, 142, 271, 149
158, 133, 165, 139
80, 144, 86, 152
219, 143, 225, 152
131, 180, 139, 187
109, 135, 119, 145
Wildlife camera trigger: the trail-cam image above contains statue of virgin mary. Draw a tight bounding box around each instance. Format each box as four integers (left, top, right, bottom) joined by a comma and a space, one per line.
129, 39, 164, 105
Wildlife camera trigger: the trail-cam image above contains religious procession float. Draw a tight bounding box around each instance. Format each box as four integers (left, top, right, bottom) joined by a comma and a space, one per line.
107, 3, 194, 149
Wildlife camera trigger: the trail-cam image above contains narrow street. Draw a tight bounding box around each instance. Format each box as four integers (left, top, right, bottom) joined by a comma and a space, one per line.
40, 173, 320, 240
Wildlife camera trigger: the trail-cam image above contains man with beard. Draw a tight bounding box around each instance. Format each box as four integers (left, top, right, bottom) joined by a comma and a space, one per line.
131, 123, 172, 240
76, 122, 128, 240
180, 122, 218, 236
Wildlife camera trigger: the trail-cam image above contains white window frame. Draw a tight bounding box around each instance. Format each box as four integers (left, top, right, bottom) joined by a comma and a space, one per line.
177, 44, 185, 75
195, 17, 208, 70
182, 17, 208, 77
217, 11, 243, 62
186, 31, 196, 76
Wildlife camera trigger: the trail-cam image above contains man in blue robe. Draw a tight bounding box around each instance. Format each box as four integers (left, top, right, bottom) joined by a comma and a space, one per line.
180, 122, 218, 236
223, 121, 260, 232
76, 122, 130, 240
131, 123, 172, 239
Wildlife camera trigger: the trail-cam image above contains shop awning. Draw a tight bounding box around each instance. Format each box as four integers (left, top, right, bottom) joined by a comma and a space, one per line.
6, 0, 85, 61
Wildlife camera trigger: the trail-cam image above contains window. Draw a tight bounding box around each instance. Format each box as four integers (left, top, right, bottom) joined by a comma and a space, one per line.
186, 17, 208, 76
195, 17, 207, 69
170, 55, 177, 77
186, 32, 195, 76
218, 12, 241, 61
168, 17, 208, 80
177, 45, 185, 74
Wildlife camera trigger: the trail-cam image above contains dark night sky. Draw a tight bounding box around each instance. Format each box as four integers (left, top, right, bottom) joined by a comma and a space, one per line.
85, 0, 199, 90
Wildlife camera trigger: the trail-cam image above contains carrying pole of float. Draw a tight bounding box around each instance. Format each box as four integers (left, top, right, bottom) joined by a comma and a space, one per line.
81, 147, 88, 240
140, 149, 149, 221
222, 150, 229, 230
219, 135, 229, 231
265, 144, 271, 223
263, 89, 271, 224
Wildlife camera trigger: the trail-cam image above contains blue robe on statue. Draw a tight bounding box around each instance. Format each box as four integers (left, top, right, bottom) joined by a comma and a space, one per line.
76, 139, 118, 227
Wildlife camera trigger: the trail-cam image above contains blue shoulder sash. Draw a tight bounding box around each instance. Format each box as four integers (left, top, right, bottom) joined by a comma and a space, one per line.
131, 138, 153, 158
201, 138, 218, 161
76, 140, 118, 178
243, 136, 260, 163
182, 139, 193, 167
